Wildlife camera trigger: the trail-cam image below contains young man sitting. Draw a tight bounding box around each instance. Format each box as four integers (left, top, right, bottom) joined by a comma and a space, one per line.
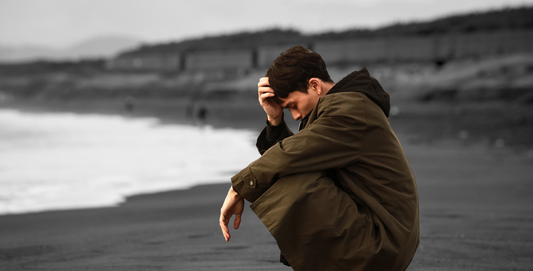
220, 46, 419, 271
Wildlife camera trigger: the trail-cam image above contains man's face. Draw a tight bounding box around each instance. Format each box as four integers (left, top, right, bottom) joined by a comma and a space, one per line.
278, 87, 320, 121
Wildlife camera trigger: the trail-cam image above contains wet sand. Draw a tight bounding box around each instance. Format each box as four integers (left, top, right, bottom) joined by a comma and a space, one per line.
1, 136, 532, 270
403, 142, 533, 270
0, 183, 285, 270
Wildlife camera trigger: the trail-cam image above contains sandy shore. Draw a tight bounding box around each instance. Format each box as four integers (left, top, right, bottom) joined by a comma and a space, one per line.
0, 183, 286, 271
1, 136, 532, 270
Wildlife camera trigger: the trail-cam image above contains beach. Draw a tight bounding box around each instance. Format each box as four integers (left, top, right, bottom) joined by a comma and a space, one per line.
0, 183, 285, 270
1, 124, 532, 270
1, 88, 533, 270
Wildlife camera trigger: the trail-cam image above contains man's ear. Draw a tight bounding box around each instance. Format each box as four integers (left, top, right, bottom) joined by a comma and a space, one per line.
308, 78, 321, 94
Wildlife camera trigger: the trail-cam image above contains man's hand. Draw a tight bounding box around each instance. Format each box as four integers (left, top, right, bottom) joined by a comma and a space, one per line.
219, 186, 244, 242
258, 77, 283, 126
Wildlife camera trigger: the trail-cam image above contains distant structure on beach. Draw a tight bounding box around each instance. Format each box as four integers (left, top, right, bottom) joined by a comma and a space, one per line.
107, 7, 533, 73
108, 30, 533, 73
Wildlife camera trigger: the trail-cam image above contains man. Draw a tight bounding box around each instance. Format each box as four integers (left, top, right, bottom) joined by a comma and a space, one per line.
220, 46, 419, 271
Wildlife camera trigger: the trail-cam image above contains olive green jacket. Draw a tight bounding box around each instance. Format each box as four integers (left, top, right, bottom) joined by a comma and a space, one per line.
232, 69, 419, 271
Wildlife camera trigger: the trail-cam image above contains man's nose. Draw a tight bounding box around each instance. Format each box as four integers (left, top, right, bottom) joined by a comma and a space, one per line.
290, 110, 301, 121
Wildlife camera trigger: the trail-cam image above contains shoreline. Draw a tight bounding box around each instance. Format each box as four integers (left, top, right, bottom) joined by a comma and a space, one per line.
0, 106, 261, 217
2, 95, 532, 151
0, 96, 271, 132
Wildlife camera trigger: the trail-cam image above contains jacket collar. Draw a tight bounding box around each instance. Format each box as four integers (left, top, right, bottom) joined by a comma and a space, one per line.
327, 68, 390, 118
298, 68, 390, 131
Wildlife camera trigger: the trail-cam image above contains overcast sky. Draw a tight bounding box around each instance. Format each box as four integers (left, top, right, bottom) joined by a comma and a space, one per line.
1, 0, 532, 48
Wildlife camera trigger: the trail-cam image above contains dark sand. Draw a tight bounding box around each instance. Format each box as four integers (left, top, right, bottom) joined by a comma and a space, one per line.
1, 99, 533, 270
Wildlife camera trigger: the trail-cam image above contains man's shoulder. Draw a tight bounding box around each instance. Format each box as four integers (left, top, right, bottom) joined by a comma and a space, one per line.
318, 91, 388, 120
320, 92, 368, 108
315, 92, 368, 118
327, 91, 368, 99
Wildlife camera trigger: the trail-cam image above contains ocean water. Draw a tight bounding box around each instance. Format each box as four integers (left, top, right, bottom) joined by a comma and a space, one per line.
0, 109, 259, 215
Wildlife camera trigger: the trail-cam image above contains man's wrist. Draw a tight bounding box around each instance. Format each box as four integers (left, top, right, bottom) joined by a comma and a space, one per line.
230, 186, 242, 198
267, 116, 282, 126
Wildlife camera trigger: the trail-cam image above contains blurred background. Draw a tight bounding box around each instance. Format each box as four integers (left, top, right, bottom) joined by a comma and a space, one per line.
0, 0, 532, 214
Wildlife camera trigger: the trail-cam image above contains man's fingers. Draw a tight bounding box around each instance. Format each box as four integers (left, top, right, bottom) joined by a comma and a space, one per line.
220, 186, 244, 242
221, 221, 230, 241
258, 87, 275, 104
258, 77, 269, 87
258, 86, 274, 95
260, 92, 275, 99
219, 213, 231, 241
233, 214, 241, 230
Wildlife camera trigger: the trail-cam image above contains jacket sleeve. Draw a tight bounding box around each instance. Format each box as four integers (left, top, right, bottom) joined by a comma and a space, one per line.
232, 93, 369, 203
256, 115, 294, 155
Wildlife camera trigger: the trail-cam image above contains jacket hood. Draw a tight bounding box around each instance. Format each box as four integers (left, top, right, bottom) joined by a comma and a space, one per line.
327, 68, 390, 117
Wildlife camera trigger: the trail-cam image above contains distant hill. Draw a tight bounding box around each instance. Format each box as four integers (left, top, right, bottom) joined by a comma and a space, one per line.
120, 28, 309, 57
122, 6, 533, 56
317, 5, 533, 39
0, 35, 142, 63
0, 45, 59, 63
63, 36, 142, 59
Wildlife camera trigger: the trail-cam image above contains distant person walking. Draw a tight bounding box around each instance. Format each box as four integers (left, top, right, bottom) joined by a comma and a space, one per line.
197, 106, 208, 127
220, 46, 419, 270
124, 96, 136, 115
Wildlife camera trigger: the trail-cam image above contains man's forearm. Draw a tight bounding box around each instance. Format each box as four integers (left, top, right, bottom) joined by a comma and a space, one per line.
267, 115, 282, 126
256, 115, 294, 155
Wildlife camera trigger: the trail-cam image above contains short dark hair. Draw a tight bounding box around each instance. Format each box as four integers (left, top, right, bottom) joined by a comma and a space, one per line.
266, 46, 333, 103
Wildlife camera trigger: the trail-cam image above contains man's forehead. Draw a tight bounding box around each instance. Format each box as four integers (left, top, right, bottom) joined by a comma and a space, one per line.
276, 90, 301, 108
277, 98, 290, 108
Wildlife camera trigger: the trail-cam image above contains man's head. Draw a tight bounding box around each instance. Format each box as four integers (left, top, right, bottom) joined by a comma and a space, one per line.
266, 46, 335, 120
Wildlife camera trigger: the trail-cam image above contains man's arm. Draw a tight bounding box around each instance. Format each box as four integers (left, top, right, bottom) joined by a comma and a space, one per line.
219, 77, 286, 241
255, 77, 294, 154
232, 93, 368, 203
256, 116, 294, 155
257, 77, 283, 125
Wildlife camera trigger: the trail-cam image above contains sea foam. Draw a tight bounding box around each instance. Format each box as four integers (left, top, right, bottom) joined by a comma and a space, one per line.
0, 109, 259, 215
